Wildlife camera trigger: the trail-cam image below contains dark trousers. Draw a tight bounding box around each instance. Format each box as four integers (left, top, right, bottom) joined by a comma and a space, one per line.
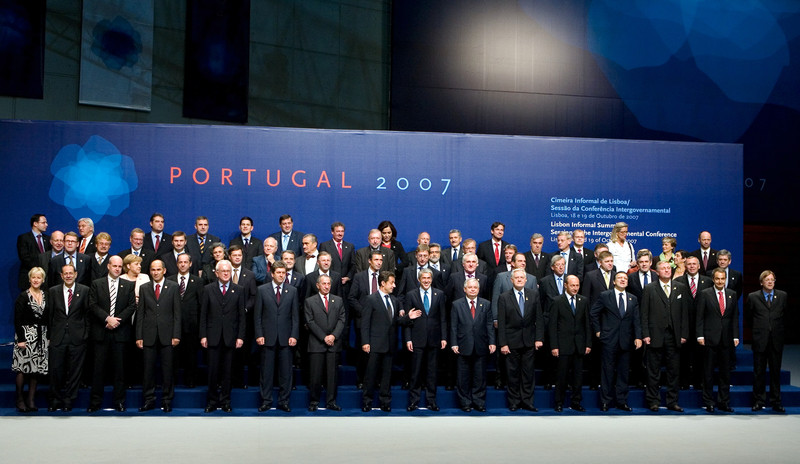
259, 344, 293, 406
588, 336, 603, 387
456, 353, 487, 408
90, 338, 126, 407
680, 338, 703, 388
207, 344, 234, 406
645, 330, 681, 407
308, 351, 340, 406
600, 345, 631, 406
505, 346, 536, 408
363, 351, 393, 407
178, 330, 200, 386
48, 341, 86, 407
408, 345, 438, 406
554, 353, 584, 407
753, 336, 783, 406
142, 342, 174, 404
702, 343, 731, 407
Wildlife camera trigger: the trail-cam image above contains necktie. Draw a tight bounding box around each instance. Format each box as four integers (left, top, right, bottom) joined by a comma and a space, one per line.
518, 291, 525, 317
618, 292, 625, 317
285, 273, 290, 285
371, 272, 378, 294
423, 290, 430, 314
494, 243, 500, 266
603, 272, 609, 288
663, 283, 670, 298
221, 283, 227, 295
233, 268, 239, 284
703, 251, 708, 270
718, 291, 725, 315
199, 237, 205, 255
244, 237, 249, 247
467, 274, 474, 279
767, 293, 772, 308
180, 276, 186, 296
337, 241, 342, 259
324, 294, 329, 312
67, 288, 73, 310
470, 299, 476, 319
276, 285, 281, 304
384, 294, 393, 319
154, 235, 160, 252
97, 255, 103, 264
453, 249, 458, 262
80, 238, 87, 254
643, 273, 649, 287
155, 283, 160, 300
67, 255, 74, 266
36, 234, 44, 253
283, 234, 289, 251
690, 277, 697, 297
557, 276, 563, 294
133, 250, 139, 257
570, 296, 576, 315
109, 280, 117, 317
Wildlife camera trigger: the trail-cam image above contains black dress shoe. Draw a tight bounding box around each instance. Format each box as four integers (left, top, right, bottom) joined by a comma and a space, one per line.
139, 402, 156, 412
617, 404, 633, 412
16, 402, 29, 413
362, 405, 372, 412
445, 385, 455, 391
600, 404, 609, 412
62, 406, 72, 412
401, 381, 410, 390
162, 404, 172, 413
667, 404, 684, 412
474, 405, 487, 412
356, 383, 364, 390
494, 382, 505, 390
543, 384, 552, 390
554, 405, 563, 412
380, 405, 391, 412
115, 404, 126, 412
509, 405, 518, 411
87, 406, 101, 413
308, 404, 319, 412
326, 403, 342, 411
571, 405, 586, 412
649, 404, 659, 412
589, 385, 598, 391
258, 403, 271, 412
27, 406, 38, 412
460, 406, 472, 412
718, 405, 734, 413
521, 405, 537, 412
47, 406, 59, 412
751, 404, 764, 411
204, 405, 217, 413
277, 403, 291, 412
407, 404, 418, 412
705, 405, 715, 413
221, 404, 232, 413
772, 405, 786, 413
428, 403, 440, 412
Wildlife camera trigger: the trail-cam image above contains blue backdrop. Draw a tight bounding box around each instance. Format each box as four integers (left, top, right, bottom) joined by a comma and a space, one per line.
0, 120, 742, 341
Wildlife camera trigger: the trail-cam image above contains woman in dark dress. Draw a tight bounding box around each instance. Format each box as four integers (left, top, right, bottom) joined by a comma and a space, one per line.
378, 220, 408, 274
13, 267, 49, 412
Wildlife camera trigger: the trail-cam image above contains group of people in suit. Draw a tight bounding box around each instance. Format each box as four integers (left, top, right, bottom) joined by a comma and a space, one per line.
12, 213, 787, 414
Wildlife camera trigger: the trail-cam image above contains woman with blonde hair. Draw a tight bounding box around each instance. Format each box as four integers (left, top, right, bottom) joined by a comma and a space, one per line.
606, 222, 636, 273
13, 267, 49, 412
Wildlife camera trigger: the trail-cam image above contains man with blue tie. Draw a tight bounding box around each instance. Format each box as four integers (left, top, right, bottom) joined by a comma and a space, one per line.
549, 275, 592, 412
553, 231, 583, 282
451, 278, 495, 412
270, 214, 303, 257
746, 270, 786, 412
591, 272, 642, 411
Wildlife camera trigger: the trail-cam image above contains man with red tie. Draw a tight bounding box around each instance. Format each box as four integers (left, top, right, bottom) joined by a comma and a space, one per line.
451, 278, 495, 412
697, 268, 739, 413
476, 222, 508, 278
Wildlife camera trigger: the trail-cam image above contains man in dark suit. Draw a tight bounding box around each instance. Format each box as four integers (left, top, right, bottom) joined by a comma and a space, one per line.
674, 255, 713, 389
304, 274, 346, 411
497, 269, 544, 411
451, 277, 495, 412
539, 254, 567, 315
404, 231, 431, 266
446, 253, 489, 302
294, 233, 320, 277
403, 268, 446, 412
440, 229, 464, 269
168, 253, 204, 388
697, 268, 739, 413
572, 229, 595, 276
348, 251, 385, 387
711, 250, 743, 301
582, 251, 616, 304
135, 259, 181, 412
553, 231, 584, 282
397, 244, 440, 306
200, 259, 246, 412
143, 213, 172, 258
746, 270, 786, 412
185, 216, 220, 275
89, 232, 112, 281
49, 231, 91, 286
39, 230, 63, 276
354, 229, 396, 273
47, 263, 90, 411
77, 218, 97, 256
626, 250, 658, 301
162, 231, 199, 277
318, 221, 356, 288
254, 261, 299, 412
549, 275, 592, 412
230, 216, 262, 269
270, 214, 303, 257
304, 252, 343, 299
117, 228, 155, 273
450, 238, 489, 276
691, 230, 718, 275
87, 255, 136, 412
590, 272, 642, 411
228, 245, 259, 388
280, 250, 305, 292
18, 213, 50, 290
523, 233, 550, 281
640, 261, 690, 412
476, 221, 508, 277
251, 237, 278, 285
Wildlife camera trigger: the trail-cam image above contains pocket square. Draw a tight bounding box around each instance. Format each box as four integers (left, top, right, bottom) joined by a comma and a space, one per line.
677, 294, 682, 299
